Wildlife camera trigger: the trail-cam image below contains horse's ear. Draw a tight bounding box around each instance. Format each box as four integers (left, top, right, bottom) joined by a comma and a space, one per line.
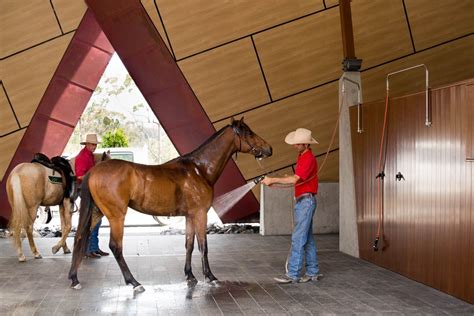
230, 117, 236, 125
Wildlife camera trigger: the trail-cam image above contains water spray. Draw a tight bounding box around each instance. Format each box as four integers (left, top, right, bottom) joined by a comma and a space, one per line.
212, 174, 266, 217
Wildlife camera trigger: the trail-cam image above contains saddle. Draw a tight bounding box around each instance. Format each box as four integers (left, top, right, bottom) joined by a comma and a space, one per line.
31, 153, 77, 199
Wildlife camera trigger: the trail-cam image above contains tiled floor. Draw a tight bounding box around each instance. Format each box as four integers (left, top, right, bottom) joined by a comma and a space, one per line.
0, 232, 472, 315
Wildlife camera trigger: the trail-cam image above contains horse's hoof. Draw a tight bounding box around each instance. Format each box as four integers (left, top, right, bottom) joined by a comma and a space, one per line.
18, 256, 26, 262
133, 285, 145, 293
64, 248, 71, 254
52, 246, 59, 254
187, 278, 198, 286
71, 282, 82, 290
205, 277, 218, 284
34, 254, 43, 259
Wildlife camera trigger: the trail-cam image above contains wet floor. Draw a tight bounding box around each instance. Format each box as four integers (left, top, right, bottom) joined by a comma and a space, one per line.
0, 233, 472, 315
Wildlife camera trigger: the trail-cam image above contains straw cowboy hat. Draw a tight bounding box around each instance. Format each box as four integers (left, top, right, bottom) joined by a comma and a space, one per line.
285, 128, 319, 145
80, 134, 101, 145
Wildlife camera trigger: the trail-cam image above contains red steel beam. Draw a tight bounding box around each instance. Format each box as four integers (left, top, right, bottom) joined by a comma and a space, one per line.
0, 11, 114, 226
85, 0, 259, 223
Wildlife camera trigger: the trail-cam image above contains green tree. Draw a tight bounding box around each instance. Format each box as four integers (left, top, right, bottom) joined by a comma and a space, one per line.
101, 128, 129, 148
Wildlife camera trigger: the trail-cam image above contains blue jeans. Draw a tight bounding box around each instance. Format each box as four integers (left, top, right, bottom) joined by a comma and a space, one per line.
286, 195, 319, 280
88, 219, 102, 253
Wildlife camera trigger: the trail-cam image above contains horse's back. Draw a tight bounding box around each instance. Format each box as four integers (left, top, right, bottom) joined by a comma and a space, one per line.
8, 162, 63, 207
88, 159, 210, 216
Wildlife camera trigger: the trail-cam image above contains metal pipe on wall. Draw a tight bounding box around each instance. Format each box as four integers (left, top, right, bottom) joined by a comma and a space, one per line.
386, 64, 430, 127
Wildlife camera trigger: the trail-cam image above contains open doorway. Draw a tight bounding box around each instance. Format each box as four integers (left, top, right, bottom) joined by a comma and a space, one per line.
40, 53, 222, 233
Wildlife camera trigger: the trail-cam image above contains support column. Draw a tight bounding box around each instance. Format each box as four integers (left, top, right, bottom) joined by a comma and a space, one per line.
339, 72, 361, 257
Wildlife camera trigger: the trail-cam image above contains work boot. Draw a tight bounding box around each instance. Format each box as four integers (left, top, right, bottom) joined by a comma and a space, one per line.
299, 273, 324, 283
97, 249, 109, 256
273, 275, 298, 284
86, 252, 101, 259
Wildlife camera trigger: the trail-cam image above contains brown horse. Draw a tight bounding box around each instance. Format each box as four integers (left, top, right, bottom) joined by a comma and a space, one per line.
6, 152, 109, 261
68, 118, 272, 292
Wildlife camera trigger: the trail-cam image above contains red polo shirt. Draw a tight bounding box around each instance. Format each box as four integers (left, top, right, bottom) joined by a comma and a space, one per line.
294, 148, 318, 197
75, 147, 95, 179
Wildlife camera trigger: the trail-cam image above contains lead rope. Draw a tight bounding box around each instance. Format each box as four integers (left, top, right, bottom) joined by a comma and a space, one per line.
374, 93, 390, 251
270, 91, 343, 189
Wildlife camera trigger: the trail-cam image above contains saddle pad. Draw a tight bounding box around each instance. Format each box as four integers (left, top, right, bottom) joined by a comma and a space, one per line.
48, 176, 63, 184
46, 166, 63, 184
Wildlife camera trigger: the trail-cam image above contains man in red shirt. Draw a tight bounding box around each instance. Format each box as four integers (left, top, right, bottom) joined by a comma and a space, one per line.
261, 128, 323, 283
75, 134, 109, 258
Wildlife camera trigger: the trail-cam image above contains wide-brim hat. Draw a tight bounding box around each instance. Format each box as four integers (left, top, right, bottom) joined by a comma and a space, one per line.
80, 134, 101, 145
285, 128, 319, 145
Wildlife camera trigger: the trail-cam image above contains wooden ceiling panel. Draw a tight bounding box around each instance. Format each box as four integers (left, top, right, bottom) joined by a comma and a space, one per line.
405, 0, 474, 51
361, 36, 474, 104
325, 0, 339, 7
141, 0, 173, 55
352, 0, 413, 69
51, 0, 87, 33
156, 0, 324, 59
0, 0, 61, 58
214, 82, 340, 181
253, 9, 342, 100
0, 85, 18, 136
317, 150, 339, 182
0, 130, 25, 181
178, 38, 270, 122
0, 34, 73, 127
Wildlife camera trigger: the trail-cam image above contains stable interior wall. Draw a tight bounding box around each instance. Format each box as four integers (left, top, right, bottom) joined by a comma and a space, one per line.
350, 79, 474, 304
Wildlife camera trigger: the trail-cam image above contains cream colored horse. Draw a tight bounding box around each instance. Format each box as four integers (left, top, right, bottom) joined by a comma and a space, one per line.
6, 152, 109, 262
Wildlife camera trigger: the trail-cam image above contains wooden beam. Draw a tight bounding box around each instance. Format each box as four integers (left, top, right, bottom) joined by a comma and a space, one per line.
339, 0, 356, 59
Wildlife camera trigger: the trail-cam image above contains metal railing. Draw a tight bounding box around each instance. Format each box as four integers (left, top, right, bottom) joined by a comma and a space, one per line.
386, 64, 430, 127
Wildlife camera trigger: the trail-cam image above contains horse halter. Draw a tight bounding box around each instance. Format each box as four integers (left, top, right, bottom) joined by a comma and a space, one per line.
231, 125, 259, 157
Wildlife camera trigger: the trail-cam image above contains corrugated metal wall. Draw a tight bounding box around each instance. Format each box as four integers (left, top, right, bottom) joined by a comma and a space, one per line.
350, 79, 473, 304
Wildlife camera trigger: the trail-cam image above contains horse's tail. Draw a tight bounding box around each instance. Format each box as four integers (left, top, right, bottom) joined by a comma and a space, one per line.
6, 170, 32, 238
68, 173, 94, 286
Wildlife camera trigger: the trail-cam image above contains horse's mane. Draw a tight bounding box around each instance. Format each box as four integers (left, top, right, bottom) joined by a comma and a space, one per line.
188, 119, 253, 154
187, 124, 230, 156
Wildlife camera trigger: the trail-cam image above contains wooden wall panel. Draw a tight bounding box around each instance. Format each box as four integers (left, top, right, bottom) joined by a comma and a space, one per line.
352, 0, 413, 69
0, 34, 73, 127
253, 9, 341, 100
141, 0, 173, 55
179, 38, 270, 122
0, 130, 25, 181
0, 0, 61, 58
405, 0, 474, 51
52, 0, 87, 33
0, 85, 18, 136
350, 79, 474, 304
361, 35, 474, 104
214, 82, 339, 181
156, 0, 324, 59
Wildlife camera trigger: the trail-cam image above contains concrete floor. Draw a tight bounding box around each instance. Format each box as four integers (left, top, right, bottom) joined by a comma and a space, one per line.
0, 232, 472, 315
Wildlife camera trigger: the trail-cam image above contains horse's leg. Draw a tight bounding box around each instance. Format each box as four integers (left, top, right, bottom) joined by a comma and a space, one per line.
194, 210, 217, 282
62, 203, 73, 254
184, 216, 197, 284
26, 223, 42, 259
13, 227, 26, 262
52, 202, 72, 254
108, 217, 144, 293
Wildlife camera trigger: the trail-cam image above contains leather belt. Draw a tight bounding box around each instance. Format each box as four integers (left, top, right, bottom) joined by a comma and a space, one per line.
294, 192, 315, 203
